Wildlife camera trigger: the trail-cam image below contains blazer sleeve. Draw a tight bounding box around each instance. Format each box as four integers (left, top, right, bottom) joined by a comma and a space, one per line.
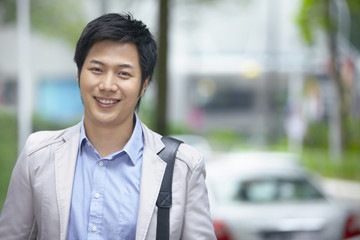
181, 155, 217, 240
0, 139, 37, 239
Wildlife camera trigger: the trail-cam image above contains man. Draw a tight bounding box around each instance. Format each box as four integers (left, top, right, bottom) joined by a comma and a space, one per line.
0, 13, 216, 240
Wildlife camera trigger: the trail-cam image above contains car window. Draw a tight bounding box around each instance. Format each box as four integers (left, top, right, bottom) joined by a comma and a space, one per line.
210, 177, 324, 203
236, 178, 324, 202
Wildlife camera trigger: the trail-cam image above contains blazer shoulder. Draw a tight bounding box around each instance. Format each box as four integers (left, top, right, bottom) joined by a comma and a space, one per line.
176, 143, 203, 173
25, 123, 81, 156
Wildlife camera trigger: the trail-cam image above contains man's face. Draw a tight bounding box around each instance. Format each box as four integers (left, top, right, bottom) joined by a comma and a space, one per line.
79, 40, 147, 129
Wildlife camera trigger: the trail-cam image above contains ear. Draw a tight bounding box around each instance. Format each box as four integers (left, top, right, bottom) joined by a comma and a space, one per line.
140, 77, 150, 97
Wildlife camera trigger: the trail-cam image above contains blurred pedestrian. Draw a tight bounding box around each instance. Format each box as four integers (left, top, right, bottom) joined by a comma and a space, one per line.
0, 13, 216, 240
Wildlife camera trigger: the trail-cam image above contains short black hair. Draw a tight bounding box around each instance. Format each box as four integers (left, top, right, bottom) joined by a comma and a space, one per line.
74, 13, 157, 107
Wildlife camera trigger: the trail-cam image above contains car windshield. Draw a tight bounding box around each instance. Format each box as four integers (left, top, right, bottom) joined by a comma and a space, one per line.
211, 177, 325, 203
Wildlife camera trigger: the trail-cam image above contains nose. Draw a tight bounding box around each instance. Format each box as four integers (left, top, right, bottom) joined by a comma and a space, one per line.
99, 73, 118, 92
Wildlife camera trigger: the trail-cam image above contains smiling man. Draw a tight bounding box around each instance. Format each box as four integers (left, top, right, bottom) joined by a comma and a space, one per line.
0, 13, 216, 240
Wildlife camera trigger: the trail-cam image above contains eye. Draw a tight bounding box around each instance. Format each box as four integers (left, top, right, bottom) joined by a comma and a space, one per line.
119, 72, 131, 78
90, 67, 102, 73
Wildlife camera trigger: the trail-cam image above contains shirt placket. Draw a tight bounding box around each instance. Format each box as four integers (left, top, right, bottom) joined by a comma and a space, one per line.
88, 155, 107, 239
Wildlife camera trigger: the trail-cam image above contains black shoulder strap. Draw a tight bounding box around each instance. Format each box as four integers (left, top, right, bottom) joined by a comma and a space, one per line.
156, 136, 183, 240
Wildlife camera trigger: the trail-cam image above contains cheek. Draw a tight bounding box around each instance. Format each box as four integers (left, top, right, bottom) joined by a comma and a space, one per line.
122, 81, 142, 96
79, 80, 94, 102
79, 73, 95, 91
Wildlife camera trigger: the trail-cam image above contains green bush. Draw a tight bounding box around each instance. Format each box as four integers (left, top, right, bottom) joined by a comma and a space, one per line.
303, 121, 329, 149
304, 118, 360, 151
0, 111, 17, 211
301, 148, 360, 181
344, 118, 360, 151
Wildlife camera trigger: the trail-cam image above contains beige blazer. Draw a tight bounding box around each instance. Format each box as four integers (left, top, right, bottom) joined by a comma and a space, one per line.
0, 122, 216, 240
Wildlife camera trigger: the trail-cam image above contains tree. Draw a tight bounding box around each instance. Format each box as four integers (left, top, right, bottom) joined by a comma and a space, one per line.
296, 0, 360, 50
296, 0, 360, 157
155, 0, 169, 135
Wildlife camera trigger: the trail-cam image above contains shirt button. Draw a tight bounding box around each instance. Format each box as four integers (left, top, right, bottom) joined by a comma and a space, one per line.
98, 161, 104, 167
95, 193, 100, 199
92, 226, 97, 232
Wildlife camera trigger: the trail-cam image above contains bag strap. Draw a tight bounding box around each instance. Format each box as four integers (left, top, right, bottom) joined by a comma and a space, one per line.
156, 136, 183, 240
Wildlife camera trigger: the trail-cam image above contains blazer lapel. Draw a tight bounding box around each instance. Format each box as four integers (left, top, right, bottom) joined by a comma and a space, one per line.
54, 124, 80, 240
136, 147, 166, 240
136, 124, 167, 240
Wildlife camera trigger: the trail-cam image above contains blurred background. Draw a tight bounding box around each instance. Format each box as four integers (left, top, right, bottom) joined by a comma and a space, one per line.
0, 0, 360, 239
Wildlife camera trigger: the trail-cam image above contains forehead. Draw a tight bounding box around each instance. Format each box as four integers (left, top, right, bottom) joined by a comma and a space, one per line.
86, 40, 140, 66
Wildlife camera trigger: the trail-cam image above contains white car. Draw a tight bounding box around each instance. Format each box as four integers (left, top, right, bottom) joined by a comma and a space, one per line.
206, 152, 360, 240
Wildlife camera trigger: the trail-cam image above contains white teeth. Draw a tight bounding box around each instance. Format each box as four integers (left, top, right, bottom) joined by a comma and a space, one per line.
96, 98, 119, 104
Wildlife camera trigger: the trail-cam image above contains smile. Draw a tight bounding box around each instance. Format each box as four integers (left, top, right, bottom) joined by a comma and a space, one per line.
94, 97, 120, 105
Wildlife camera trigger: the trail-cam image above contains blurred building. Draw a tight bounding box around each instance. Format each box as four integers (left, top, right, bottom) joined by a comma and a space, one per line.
0, 22, 81, 123
167, 0, 324, 142
166, 0, 360, 145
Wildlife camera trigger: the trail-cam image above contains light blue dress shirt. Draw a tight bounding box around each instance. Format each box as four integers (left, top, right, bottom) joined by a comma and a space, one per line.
67, 114, 144, 240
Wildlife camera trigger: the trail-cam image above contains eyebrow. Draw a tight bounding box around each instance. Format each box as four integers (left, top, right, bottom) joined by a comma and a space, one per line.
89, 59, 134, 69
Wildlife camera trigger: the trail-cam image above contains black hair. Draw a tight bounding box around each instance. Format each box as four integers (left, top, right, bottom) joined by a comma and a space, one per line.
74, 13, 157, 108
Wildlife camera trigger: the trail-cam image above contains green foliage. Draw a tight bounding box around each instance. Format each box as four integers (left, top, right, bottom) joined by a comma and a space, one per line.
0, 0, 16, 23
206, 129, 248, 151
301, 148, 360, 181
295, 0, 333, 45
296, 0, 360, 50
343, 117, 360, 150
303, 118, 360, 151
303, 121, 329, 149
0, 0, 87, 46
32, 114, 77, 132
137, 97, 156, 130
0, 111, 17, 212
347, 0, 360, 51
168, 123, 193, 135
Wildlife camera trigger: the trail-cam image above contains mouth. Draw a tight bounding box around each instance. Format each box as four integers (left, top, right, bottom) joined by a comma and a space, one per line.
94, 97, 120, 105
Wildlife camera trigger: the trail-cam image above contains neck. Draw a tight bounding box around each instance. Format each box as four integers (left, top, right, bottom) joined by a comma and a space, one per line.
84, 117, 135, 158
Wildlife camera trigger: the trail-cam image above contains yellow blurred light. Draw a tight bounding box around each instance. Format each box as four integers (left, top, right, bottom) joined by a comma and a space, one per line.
241, 59, 261, 79
197, 78, 216, 98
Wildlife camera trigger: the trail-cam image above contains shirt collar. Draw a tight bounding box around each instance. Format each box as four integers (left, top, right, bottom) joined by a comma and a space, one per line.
79, 118, 88, 153
78, 113, 144, 165
122, 112, 143, 165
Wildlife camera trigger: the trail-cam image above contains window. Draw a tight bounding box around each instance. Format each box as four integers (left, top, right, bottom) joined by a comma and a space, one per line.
234, 178, 324, 202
